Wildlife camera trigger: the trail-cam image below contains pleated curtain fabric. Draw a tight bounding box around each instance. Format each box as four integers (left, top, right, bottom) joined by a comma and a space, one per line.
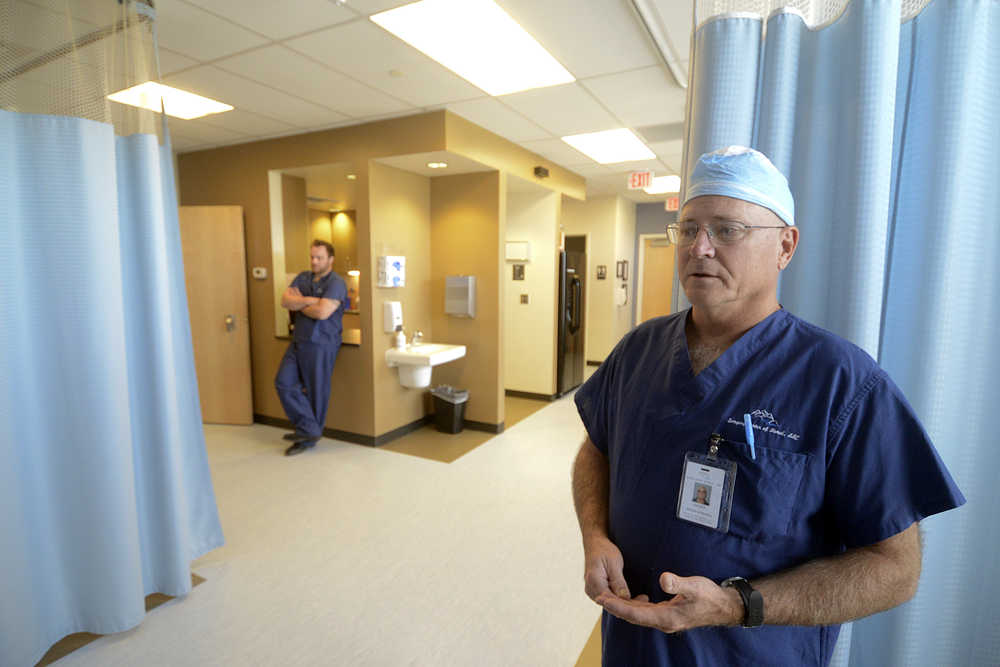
685, 0, 999, 664
0, 1, 224, 664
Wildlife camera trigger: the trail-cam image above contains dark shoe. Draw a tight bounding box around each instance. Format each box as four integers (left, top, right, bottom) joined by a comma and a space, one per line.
284, 440, 317, 456
283, 431, 314, 442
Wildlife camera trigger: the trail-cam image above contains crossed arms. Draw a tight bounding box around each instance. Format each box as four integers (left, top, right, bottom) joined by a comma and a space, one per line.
571, 437, 921, 633
281, 285, 340, 321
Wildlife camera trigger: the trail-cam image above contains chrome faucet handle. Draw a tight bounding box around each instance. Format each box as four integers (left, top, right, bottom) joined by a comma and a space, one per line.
411, 329, 423, 344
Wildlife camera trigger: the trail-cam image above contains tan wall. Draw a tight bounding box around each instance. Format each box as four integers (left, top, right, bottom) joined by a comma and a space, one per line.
369, 163, 433, 435
177, 112, 448, 437
282, 175, 309, 274
504, 191, 559, 395
430, 171, 504, 427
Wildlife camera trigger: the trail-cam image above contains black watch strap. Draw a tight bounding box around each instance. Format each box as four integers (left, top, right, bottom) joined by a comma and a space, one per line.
721, 577, 764, 627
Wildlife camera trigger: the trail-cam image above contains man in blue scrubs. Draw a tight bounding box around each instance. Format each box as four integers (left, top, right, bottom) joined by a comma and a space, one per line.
572, 147, 965, 665
275, 240, 347, 456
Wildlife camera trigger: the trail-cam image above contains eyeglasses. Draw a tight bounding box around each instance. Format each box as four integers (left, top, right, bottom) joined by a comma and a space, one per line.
665, 220, 786, 246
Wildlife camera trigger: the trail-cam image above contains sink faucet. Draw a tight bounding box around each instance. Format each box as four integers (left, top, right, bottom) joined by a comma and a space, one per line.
411, 329, 423, 345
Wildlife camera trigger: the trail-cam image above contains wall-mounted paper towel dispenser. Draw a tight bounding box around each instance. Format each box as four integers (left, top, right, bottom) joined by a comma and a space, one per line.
445, 275, 476, 318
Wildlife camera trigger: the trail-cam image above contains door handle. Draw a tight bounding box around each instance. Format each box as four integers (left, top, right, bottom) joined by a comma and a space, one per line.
224, 314, 235, 332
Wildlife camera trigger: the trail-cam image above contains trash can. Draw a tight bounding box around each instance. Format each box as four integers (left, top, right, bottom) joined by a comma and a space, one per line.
430, 385, 469, 434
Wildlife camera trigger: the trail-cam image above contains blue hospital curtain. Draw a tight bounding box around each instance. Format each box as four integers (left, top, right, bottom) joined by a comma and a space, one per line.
0, 2, 224, 665
684, 0, 999, 664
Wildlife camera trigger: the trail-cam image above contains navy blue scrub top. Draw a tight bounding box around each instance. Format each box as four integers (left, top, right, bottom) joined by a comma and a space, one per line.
575, 308, 965, 667
290, 270, 347, 346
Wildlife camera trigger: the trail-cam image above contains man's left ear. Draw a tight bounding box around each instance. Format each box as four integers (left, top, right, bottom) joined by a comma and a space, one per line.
778, 227, 799, 270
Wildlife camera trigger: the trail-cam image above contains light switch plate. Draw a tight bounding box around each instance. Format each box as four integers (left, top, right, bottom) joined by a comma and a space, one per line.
251, 267, 268, 280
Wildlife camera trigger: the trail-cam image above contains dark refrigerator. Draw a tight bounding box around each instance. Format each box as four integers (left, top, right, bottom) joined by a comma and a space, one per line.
557, 248, 585, 396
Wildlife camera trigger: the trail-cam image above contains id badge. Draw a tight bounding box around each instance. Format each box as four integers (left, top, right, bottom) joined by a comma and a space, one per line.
676, 434, 737, 533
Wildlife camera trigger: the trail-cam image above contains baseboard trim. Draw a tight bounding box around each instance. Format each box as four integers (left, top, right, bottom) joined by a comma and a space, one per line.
586, 360, 602, 367
253, 413, 432, 447
505, 390, 557, 402
464, 419, 505, 434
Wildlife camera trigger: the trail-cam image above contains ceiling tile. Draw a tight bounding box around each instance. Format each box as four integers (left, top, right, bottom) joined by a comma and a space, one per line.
286, 21, 483, 107
188, 0, 356, 40
343, 0, 416, 14
214, 45, 413, 119
158, 47, 200, 76
498, 0, 660, 79
518, 138, 592, 166
447, 98, 550, 143
580, 66, 686, 128
567, 163, 612, 177
154, 0, 268, 61
649, 139, 684, 170
500, 83, 619, 137
606, 159, 668, 173
168, 116, 250, 146
195, 109, 299, 137
165, 66, 349, 128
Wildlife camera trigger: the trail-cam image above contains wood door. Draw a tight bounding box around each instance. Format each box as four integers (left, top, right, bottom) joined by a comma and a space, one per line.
640, 237, 674, 323
179, 206, 253, 424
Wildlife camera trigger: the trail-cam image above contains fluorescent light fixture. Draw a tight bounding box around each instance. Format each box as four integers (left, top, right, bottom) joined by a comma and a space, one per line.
347, 270, 361, 277
562, 129, 656, 164
644, 174, 681, 194
107, 81, 232, 119
346, 174, 358, 180
371, 0, 575, 96
427, 162, 448, 169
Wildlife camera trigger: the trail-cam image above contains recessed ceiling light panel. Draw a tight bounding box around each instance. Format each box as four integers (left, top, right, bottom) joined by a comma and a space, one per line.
371, 0, 575, 96
561, 128, 656, 164
107, 81, 233, 120
644, 174, 681, 194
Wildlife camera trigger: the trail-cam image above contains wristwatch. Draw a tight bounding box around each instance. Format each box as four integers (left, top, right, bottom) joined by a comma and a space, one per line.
721, 577, 764, 628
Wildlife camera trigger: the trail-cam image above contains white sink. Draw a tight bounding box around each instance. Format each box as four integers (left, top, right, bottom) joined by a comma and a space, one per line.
386, 343, 466, 388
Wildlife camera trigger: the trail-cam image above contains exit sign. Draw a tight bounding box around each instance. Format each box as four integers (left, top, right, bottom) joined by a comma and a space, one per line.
628, 171, 652, 189
665, 195, 680, 211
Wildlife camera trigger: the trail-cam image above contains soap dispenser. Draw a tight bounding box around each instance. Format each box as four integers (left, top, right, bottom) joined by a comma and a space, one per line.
394, 325, 406, 349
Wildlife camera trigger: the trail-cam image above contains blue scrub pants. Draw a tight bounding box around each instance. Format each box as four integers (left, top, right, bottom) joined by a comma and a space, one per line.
274, 341, 340, 438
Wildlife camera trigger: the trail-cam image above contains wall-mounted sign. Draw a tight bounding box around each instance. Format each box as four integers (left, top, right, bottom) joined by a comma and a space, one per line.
666, 195, 680, 211
628, 171, 652, 190
596, 265, 607, 280
512, 264, 525, 280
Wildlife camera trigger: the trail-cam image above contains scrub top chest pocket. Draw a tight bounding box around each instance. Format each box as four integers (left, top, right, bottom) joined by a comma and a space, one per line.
718, 437, 810, 542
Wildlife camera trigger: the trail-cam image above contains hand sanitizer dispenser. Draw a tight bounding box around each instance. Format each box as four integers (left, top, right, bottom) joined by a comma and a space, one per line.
383, 301, 402, 333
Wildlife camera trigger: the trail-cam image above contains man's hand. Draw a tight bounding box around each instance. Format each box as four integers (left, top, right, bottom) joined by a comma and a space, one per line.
596, 572, 743, 633
583, 534, 631, 602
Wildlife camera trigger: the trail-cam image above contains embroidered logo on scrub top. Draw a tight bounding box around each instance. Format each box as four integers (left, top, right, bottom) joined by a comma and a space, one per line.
728, 409, 801, 441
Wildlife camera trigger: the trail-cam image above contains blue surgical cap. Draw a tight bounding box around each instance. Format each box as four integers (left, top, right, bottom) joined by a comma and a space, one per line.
683, 146, 795, 226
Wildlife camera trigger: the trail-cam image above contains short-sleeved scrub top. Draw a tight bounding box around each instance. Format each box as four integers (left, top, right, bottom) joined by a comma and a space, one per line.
574, 308, 965, 667
290, 270, 347, 346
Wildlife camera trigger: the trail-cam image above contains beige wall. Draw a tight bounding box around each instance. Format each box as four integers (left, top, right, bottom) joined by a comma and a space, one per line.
430, 172, 505, 427
282, 175, 309, 274
504, 190, 559, 395
562, 195, 636, 363
369, 163, 433, 435
615, 196, 637, 344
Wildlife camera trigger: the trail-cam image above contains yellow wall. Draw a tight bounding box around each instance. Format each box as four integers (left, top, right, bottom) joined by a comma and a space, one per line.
369, 163, 433, 434
504, 190, 560, 395
615, 196, 637, 345
430, 171, 505, 427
